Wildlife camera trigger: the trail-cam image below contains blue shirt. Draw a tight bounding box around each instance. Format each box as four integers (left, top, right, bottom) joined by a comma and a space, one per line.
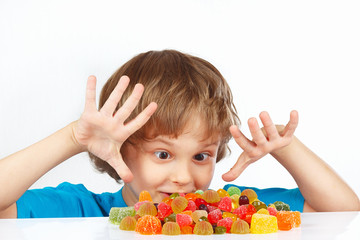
17, 182, 304, 218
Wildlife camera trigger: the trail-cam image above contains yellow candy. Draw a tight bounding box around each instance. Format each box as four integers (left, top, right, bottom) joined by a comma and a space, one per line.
250, 213, 278, 234
217, 189, 230, 198
230, 194, 240, 211
222, 212, 237, 222
257, 209, 269, 215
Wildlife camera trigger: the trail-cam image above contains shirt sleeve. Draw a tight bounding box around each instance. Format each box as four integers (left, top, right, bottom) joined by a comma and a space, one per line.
16, 182, 126, 218
223, 184, 304, 212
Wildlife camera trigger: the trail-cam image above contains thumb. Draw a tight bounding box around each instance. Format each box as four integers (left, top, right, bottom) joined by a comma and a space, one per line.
222, 153, 250, 182
107, 153, 134, 183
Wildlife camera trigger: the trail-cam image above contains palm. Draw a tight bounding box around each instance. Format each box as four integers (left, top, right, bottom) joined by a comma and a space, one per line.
73, 75, 157, 182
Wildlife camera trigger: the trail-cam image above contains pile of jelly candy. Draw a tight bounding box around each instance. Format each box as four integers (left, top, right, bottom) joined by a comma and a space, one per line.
109, 187, 301, 235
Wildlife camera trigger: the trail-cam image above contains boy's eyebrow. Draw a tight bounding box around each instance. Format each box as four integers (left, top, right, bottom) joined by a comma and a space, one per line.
151, 138, 174, 146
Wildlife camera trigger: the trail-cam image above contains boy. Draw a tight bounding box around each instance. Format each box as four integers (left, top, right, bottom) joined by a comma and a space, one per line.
0, 50, 359, 218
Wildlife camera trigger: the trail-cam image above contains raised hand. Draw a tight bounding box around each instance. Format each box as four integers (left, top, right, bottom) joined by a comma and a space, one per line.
222, 110, 298, 182
73, 75, 157, 182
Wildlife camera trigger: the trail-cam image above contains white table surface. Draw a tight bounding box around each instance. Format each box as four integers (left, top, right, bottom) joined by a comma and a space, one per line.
0, 212, 359, 240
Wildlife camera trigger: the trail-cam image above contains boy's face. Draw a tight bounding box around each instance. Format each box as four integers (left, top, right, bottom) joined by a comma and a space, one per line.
122, 117, 220, 205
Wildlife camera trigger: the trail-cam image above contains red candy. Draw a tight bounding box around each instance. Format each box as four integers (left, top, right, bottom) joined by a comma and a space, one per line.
217, 217, 233, 233
176, 214, 192, 227
157, 202, 172, 220
218, 197, 232, 212
208, 209, 222, 224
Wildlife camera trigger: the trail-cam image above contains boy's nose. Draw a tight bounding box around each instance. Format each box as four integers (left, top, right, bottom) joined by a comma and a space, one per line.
170, 159, 193, 186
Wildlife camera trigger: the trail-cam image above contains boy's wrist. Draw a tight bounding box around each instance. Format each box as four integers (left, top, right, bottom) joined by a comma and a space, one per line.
68, 121, 87, 154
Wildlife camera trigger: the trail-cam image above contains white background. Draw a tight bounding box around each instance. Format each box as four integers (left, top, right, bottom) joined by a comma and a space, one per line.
0, 0, 359, 198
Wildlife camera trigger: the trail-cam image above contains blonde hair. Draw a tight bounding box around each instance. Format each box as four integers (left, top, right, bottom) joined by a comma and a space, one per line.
89, 50, 240, 182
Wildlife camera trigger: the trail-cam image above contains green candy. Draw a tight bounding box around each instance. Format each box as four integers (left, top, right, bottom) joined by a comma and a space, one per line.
252, 201, 267, 211
169, 193, 180, 199
273, 201, 290, 211
214, 226, 227, 234
164, 213, 176, 223
198, 216, 209, 222
195, 190, 204, 195
109, 207, 135, 225
227, 186, 241, 196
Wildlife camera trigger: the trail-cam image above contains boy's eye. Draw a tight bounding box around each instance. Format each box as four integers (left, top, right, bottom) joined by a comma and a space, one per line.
154, 151, 171, 160
194, 153, 209, 161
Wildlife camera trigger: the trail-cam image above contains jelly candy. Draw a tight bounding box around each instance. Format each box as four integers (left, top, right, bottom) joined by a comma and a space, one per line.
207, 205, 217, 213
195, 198, 208, 208
241, 189, 257, 203
214, 226, 227, 234
157, 202, 172, 220
134, 201, 148, 211
195, 189, 204, 195
251, 213, 278, 234
252, 200, 267, 211
180, 225, 193, 234
233, 205, 247, 219
208, 209, 222, 224
184, 200, 196, 212
139, 190, 152, 202
231, 219, 250, 234
171, 196, 188, 214
169, 193, 180, 199
198, 204, 209, 212
202, 190, 220, 203
111, 206, 135, 225
217, 217, 233, 233
176, 213, 192, 227
185, 193, 198, 201
162, 222, 181, 235
227, 186, 241, 196
230, 194, 240, 210
164, 213, 176, 223
193, 221, 214, 235
276, 211, 301, 230
273, 201, 290, 211
137, 202, 157, 217
161, 197, 173, 206
257, 208, 269, 215
119, 216, 137, 231
191, 210, 208, 224
217, 188, 230, 198
135, 215, 162, 235
267, 207, 277, 216
238, 195, 250, 206
198, 216, 209, 222
222, 212, 237, 222
218, 196, 232, 212
109, 207, 121, 224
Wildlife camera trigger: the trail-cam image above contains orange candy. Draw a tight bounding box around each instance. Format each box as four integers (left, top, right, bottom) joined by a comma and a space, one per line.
276, 211, 301, 230
217, 189, 230, 198
135, 215, 162, 235
180, 225, 194, 234
185, 193, 198, 201
139, 190, 153, 202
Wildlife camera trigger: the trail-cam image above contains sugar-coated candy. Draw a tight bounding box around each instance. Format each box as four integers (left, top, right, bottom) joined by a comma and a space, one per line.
217, 217, 233, 233
111, 207, 136, 225
273, 201, 290, 211
217, 188, 230, 198
208, 209, 222, 224
134, 201, 148, 211
157, 202, 172, 220
119, 216, 137, 231
202, 190, 220, 203
162, 222, 181, 235
184, 200, 196, 212
191, 210, 208, 224
176, 214, 192, 227
214, 226, 227, 234
231, 219, 250, 234
135, 215, 162, 235
276, 211, 301, 230
233, 205, 247, 219
164, 213, 176, 223
227, 186, 241, 196
193, 221, 214, 235
251, 213, 278, 234
171, 196, 188, 214
180, 225, 193, 234
109, 207, 121, 224
218, 196, 232, 212
252, 200, 267, 211
137, 202, 157, 217
139, 190, 152, 202
207, 205, 217, 213
241, 189, 257, 203
238, 195, 250, 206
